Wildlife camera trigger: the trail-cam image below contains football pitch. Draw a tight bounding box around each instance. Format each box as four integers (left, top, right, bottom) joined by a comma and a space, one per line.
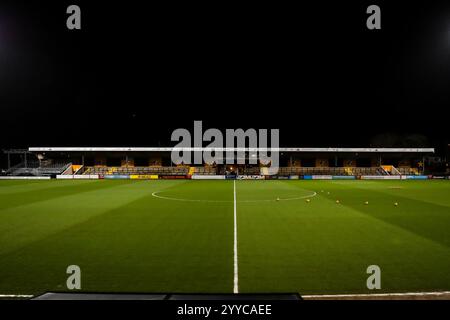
0, 179, 449, 297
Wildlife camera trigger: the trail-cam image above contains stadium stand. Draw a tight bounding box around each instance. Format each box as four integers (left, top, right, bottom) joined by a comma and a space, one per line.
5, 162, 418, 178
2, 147, 430, 178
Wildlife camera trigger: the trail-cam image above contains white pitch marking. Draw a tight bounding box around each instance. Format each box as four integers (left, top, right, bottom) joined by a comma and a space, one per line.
233, 180, 239, 294
302, 291, 450, 299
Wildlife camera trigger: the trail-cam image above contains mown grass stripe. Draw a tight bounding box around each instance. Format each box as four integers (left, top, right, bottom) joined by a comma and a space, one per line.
0, 180, 135, 212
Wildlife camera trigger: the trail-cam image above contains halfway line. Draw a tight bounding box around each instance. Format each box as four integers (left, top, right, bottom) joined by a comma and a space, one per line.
233, 180, 239, 294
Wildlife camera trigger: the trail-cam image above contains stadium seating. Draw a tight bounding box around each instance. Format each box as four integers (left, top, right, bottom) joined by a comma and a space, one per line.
351, 167, 388, 176
277, 167, 388, 176
83, 166, 189, 176
240, 167, 261, 175
397, 167, 420, 175
81, 166, 395, 177
193, 167, 217, 175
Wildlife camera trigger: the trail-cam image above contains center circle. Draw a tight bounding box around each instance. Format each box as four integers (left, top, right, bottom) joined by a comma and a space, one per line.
151, 190, 317, 203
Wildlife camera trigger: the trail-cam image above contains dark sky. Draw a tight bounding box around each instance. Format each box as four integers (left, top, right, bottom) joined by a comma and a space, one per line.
0, 1, 449, 153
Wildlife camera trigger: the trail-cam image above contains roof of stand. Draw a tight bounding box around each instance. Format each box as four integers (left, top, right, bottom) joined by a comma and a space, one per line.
28, 147, 435, 153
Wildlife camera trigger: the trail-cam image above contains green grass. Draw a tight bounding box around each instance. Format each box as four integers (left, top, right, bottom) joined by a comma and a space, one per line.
0, 179, 449, 296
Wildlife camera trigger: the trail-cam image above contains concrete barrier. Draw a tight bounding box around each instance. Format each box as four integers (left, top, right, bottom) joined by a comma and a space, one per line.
191, 175, 225, 180
0, 176, 51, 180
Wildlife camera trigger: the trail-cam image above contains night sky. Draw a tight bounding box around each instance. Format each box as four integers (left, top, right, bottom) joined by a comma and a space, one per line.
0, 1, 449, 154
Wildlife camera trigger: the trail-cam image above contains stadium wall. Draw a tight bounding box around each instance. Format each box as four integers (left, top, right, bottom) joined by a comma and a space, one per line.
191, 175, 225, 180
237, 175, 265, 180
360, 175, 429, 180
404, 175, 429, 180
12, 174, 432, 181
56, 175, 99, 179
130, 175, 159, 180
300, 175, 430, 180
0, 176, 51, 180
104, 175, 130, 179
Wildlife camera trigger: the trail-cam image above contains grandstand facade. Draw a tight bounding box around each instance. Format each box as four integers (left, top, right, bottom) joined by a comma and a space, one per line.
0, 147, 437, 179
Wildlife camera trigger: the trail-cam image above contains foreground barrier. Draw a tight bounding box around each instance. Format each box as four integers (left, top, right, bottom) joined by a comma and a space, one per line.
8, 174, 433, 181
301, 175, 356, 180
0, 176, 51, 180
361, 175, 402, 180
191, 175, 225, 180
405, 175, 428, 180
130, 175, 158, 180
104, 175, 130, 179
332, 176, 356, 180
76, 175, 99, 179
56, 175, 73, 179
361, 175, 429, 180
314, 175, 333, 180
160, 175, 188, 179
237, 175, 265, 180
57, 175, 99, 179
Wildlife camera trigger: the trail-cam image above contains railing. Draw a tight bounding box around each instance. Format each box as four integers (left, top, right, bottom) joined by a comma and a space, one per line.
6, 162, 72, 176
